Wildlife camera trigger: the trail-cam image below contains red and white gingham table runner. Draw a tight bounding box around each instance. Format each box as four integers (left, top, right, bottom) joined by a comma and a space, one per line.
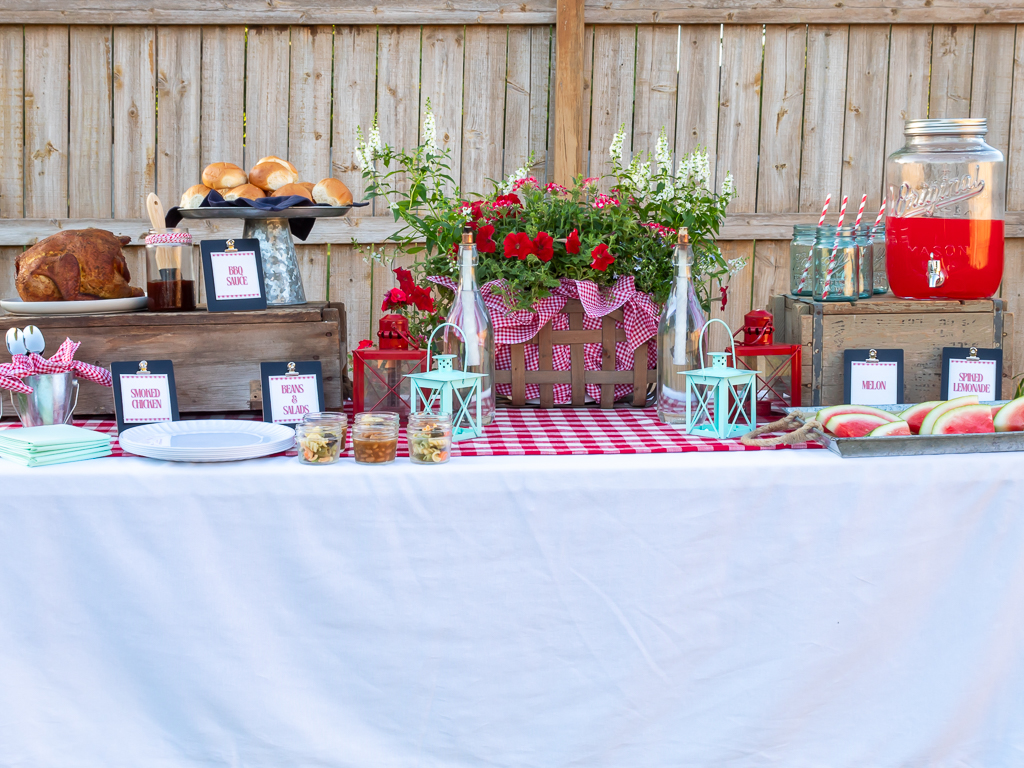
0, 406, 821, 458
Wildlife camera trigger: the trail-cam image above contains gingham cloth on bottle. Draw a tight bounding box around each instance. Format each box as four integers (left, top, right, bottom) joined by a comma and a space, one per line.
430, 275, 659, 404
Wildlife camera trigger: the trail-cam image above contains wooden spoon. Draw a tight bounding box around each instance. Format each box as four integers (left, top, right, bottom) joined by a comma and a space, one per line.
145, 192, 180, 281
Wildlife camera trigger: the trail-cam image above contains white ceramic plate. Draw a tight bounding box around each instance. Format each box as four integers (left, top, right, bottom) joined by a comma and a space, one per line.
0, 296, 148, 315
119, 420, 295, 462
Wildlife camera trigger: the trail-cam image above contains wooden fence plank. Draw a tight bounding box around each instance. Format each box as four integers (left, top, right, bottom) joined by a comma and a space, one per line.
752, 240, 791, 312
1008, 25, 1024, 211
1004, 239, 1024, 384
332, 25, 377, 216
969, 25, 1016, 162
840, 25, 890, 209
462, 25, 507, 196
757, 24, 805, 214
529, 26, 553, 179
711, 240, 754, 349
675, 26, 720, 173
25, 26, 69, 218
505, 26, 534, 175
717, 24, 762, 208
112, 26, 156, 219
244, 26, 291, 169
930, 24, 975, 119
580, 24, 594, 177
377, 25, 422, 193
0, 26, 24, 219
156, 26, 201, 208
588, 25, 637, 185
883, 25, 932, 161
554, 0, 585, 185
799, 25, 848, 212
633, 25, 678, 160
200, 26, 245, 170
328, 243, 374, 358
420, 26, 466, 192
69, 27, 112, 218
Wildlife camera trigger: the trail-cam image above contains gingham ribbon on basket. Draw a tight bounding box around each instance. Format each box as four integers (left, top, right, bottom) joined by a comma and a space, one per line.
0, 338, 113, 394
429, 275, 659, 404
145, 231, 192, 246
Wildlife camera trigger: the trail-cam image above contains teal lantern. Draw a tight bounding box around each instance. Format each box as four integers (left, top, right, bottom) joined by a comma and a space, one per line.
684, 318, 757, 439
405, 323, 488, 442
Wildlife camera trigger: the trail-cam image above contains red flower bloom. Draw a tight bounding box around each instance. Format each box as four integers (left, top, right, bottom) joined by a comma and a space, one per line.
381, 288, 409, 311
589, 244, 615, 272
356, 339, 374, 350
410, 285, 436, 313
503, 232, 535, 261
459, 200, 485, 221
565, 228, 581, 255
534, 231, 554, 263
477, 223, 496, 254
491, 193, 522, 216
393, 266, 415, 293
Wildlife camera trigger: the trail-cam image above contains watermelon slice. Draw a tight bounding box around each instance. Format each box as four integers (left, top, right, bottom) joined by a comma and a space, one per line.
899, 401, 942, 435
918, 395, 980, 435
868, 420, 912, 437
816, 404, 900, 425
932, 404, 995, 435
993, 396, 1024, 432
824, 412, 893, 438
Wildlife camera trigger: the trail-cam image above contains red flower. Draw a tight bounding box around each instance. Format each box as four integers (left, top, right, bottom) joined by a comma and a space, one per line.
503, 232, 534, 261
590, 244, 615, 272
534, 231, 554, 263
410, 285, 436, 313
459, 200, 485, 221
356, 339, 373, 350
565, 228, 581, 255
491, 193, 522, 216
393, 267, 415, 293
477, 223, 496, 254
381, 288, 409, 311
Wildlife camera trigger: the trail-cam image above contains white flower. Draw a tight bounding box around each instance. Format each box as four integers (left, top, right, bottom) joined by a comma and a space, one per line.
422, 100, 438, 152
677, 152, 693, 185
695, 148, 711, 188
499, 162, 532, 194
610, 124, 626, 164
636, 161, 652, 197
727, 256, 747, 276
655, 127, 671, 172
722, 170, 735, 198
356, 115, 381, 177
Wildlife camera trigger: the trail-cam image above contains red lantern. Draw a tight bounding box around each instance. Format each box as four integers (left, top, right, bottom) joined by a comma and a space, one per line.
352, 314, 428, 422
739, 309, 774, 346
730, 310, 801, 417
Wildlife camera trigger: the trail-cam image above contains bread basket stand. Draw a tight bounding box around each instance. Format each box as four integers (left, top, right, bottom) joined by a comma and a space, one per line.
177, 206, 362, 306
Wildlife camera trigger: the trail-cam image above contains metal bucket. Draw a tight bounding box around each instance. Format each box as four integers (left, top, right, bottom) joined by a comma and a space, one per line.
10, 371, 80, 427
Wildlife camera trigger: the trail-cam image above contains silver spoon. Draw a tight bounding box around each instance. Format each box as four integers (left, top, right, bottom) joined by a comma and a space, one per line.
5, 327, 26, 356
22, 325, 45, 355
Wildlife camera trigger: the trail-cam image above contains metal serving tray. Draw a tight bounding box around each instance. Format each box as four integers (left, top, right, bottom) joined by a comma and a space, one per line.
177, 203, 365, 220
782, 402, 1024, 458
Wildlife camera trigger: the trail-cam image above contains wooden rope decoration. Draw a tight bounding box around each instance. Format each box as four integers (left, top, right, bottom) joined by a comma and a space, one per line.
740, 413, 823, 447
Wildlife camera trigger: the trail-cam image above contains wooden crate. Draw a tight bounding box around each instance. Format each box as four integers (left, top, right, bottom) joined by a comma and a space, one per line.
0, 303, 346, 416
773, 295, 1015, 407
492, 299, 656, 409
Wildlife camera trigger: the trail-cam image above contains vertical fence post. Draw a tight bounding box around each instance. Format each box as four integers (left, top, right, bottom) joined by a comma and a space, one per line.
553, 0, 585, 186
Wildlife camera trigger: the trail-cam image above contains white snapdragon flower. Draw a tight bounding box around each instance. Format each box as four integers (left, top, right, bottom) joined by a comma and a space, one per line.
655, 127, 671, 173
677, 152, 694, 185
727, 256, 748, 276
499, 162, 531, 194
695, 147, 711, 188
356, 115, 382, 177
609, 125, 626, 164
422, 103, 438, 152
721, 170, 735, 198
636, 161, 652, 197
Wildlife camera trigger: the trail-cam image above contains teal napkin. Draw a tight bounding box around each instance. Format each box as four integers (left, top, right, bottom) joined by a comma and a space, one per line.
0, 445, 111, 467
0, 425, 111, 454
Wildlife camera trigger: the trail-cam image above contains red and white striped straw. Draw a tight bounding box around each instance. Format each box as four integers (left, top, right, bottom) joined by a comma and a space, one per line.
852, 194, 868, 230
872, 200, 886, 228
821, 195, 849, 299
796, 195, 832, 291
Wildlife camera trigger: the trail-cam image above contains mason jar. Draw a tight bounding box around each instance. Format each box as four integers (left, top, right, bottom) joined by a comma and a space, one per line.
855, 225, 873, 299
885, 118, 1004, 299
871, 223, 888, 294
144, 228, 196, 311
407, 411, 452, 464
812, 225, 859, 303
789, 224, 818, 296
296, 412, 346, 465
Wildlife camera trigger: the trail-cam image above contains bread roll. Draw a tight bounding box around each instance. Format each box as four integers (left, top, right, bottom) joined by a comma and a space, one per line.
297, 181, 315, 195
313, 178, 353, 206
248, 162, 298, 192
273, 183, 313, 201
202, 162, 247, 190
180, 184, 212, 209
222, 183, 265, 202
257, 156, 298, 176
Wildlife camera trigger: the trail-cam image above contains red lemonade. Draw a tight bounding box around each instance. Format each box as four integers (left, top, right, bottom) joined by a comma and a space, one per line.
885, 216, 1003, 299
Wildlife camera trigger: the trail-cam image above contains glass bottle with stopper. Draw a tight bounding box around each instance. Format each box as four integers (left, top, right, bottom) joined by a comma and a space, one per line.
657, 227, 705, 425
441, 225, 495, 425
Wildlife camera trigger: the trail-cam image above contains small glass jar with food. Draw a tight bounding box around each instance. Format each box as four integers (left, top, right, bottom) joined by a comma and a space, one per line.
407, 412, 452, 465
352, 412, 399, 465
144, 228, 197, 311
296, 412, 347, 465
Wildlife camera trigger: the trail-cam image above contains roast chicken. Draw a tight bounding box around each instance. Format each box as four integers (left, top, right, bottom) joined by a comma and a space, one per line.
16, 229, 144, 302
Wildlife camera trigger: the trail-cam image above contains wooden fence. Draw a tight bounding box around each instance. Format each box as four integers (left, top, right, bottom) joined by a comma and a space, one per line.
1, 1, 1023, 380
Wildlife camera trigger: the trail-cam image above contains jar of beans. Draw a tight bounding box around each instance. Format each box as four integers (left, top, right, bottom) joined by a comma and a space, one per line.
407, 412, 452, 465
352, 412, 399, 465
296, 412, 347, 465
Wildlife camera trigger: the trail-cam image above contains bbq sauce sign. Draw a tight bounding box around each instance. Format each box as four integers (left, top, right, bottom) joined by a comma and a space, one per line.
941, 347, 1002, 401
260, 361, 325, 426
201, 238, 267, 312
111, 360, 180, 434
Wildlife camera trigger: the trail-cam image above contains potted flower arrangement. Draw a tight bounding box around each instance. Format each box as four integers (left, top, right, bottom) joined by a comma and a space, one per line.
357, 105, 741, 405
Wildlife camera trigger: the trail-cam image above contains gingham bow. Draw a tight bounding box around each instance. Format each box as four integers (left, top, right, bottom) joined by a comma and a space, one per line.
0, 338, 112, 393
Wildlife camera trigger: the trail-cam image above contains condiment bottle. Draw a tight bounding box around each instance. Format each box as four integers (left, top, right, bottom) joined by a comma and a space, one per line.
352, 412, 399, 465
407, 412, 452, 465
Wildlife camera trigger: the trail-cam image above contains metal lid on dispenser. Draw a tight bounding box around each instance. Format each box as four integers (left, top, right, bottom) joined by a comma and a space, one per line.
904, 118, 987, 136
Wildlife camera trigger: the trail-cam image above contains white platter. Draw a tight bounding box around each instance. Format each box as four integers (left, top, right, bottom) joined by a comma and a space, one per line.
119, 420, 295, 462
0, 296, 148, 316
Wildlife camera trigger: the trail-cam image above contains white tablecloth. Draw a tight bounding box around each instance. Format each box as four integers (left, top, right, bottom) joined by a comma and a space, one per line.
1, 449, 1022, 767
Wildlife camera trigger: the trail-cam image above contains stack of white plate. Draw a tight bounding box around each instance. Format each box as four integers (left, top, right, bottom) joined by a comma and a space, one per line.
119, 420, 295, 462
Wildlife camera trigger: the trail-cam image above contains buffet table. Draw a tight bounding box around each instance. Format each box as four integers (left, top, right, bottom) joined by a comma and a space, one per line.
1, 449, 1022, 767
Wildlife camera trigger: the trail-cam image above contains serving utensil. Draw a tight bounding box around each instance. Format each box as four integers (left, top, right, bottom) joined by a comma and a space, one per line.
145, 192, 181, 281
5, 327, 26, 356
22, 325, 44, 355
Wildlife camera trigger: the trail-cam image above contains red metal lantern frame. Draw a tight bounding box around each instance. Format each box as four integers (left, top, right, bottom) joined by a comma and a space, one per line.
352, 313, 429, 421
727, 342, 802, 417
